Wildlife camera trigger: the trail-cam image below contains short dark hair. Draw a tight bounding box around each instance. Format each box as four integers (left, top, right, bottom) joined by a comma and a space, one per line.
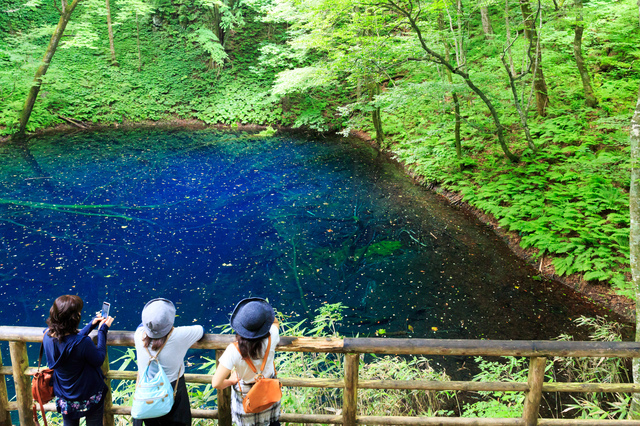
237, 334, 265, 360
46, 295, 83, 340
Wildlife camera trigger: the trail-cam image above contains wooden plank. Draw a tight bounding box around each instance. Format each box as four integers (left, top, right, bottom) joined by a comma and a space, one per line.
280, 377, 345, 388
522, 357, 546, 426
542, 383, 640, 393
358, 379, 529, 392
0, 349, 12, 426
105, 372, 640, 395
356, 416, 524, 425
343, 354, 359, 426
216, 349, 232, 426
0, 327, 45, 342
2, 327, 640, 358
9, 341, 34, 426
102, 350, 115, 426
279, 336, 346, 352
537, 421, 640, 426
343, 338, 640, 358
280, 413, 343, 424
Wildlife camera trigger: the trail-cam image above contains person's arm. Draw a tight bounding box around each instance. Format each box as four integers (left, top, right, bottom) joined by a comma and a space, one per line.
82, 317, 114, 367
79, 317, 101, 336
211, 366, 238, 390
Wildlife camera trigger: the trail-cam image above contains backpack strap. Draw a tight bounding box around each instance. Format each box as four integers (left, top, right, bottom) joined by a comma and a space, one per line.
233, 335, 272, 397
144, 328, 174, 360
33, 340, 48, 426
141, 328, 179, 396
233, 335, 271, 375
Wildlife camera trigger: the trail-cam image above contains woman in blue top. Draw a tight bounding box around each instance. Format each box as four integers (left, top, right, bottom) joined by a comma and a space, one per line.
43, 295, 114, 426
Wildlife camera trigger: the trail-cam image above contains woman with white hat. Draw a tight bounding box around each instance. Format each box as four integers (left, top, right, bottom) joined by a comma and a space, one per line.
133, 298, 204, 426
211, 297, 280, 426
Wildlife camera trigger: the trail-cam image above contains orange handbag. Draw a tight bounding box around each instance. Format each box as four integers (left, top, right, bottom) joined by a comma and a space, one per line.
234, 335, 282, 414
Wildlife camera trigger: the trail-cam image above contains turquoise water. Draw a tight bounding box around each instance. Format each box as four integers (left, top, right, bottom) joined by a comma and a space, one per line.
0, 128, 620, 343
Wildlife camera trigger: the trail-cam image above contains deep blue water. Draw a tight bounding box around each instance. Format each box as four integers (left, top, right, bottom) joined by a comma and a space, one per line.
0, 128, 622, 348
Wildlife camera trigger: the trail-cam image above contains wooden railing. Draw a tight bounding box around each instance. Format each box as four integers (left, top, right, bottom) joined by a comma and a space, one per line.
1, 326, 640, 425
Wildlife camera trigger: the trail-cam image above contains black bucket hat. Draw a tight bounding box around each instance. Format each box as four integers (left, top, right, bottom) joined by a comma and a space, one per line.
230, 297, 275, 339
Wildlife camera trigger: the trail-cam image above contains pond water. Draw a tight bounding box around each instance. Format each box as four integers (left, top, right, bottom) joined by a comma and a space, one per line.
0, 128, 624, 351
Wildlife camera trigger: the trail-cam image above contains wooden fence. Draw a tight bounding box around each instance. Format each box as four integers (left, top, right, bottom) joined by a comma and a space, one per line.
1, 326, 640, 425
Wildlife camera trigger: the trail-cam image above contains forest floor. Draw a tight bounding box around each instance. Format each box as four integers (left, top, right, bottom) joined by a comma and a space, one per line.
3, 122, 635, 323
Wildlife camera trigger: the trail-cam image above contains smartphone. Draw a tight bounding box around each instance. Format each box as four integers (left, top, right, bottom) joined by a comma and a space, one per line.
101, 302, 111, 318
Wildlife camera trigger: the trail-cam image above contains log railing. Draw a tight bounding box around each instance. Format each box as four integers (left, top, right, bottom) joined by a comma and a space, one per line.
1, 326, 640, 425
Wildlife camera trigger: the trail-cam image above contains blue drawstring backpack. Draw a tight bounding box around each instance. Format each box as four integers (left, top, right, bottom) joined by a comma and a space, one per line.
131, 330, 179, 419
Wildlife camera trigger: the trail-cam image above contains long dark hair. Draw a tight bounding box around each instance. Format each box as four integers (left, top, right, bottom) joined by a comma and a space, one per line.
46, 295, 83, 340
237, 334, 266, 360
142, 333, 170, 351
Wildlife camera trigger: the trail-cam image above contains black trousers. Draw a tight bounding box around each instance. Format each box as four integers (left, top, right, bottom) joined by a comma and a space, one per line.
132, 376, 191, 426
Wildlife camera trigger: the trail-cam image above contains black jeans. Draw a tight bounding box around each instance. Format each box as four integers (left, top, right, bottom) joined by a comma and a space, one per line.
62, 402, 104, 426
132, 376, 191, 426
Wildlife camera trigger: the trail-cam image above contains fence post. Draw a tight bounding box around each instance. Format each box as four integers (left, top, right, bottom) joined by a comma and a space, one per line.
522, 356, 546, 426
9, 342, 35, 426
0, 349, 12, 426
101, 349, 115, 426
343, 353, 359, 426
216, 349, 232, 426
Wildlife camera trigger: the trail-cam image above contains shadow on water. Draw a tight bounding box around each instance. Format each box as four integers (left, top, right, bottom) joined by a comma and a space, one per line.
0, 128, 630, 380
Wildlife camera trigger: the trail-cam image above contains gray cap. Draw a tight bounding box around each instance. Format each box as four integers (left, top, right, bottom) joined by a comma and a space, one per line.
230, 298, 275, 339
141, 298, 176, 338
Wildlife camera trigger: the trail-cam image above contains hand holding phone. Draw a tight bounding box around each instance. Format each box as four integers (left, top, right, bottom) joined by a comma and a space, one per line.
101, 302, 110, 318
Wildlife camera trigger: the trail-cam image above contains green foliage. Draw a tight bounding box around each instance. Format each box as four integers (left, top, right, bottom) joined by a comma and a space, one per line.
276, 303, 451, 417
460, 357, 529, 418
189, 28, 228, 67
554, 316, 631, 419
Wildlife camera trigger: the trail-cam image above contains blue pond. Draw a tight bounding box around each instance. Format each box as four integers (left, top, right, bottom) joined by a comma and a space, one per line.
0, 128, 620, 345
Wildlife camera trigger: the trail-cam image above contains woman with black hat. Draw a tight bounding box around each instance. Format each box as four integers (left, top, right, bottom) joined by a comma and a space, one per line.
133, 298, 204, 426
211, 297, 280, 426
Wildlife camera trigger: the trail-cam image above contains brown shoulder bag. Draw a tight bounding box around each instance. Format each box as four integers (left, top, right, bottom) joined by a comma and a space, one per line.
31, 341, 55, 426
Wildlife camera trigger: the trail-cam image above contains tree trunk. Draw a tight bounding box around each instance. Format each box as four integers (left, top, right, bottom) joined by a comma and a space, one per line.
519, 0, 549, 116
13, 0, 82, 140
439, 13, 463, 166
505, 0, 516, 76
370, 83, 385, 149
501, 53, 537, 152
630, 87, 640, 419
136, 12, 142, 71
212, 4, 224, 47
395, 3, 519, 162
105, 0, 118, 66
573, 0, 597, 107
480, 7, 494, 40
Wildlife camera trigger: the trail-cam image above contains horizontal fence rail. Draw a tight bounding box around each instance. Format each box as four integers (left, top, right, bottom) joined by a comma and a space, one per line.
1, 326, 640, 425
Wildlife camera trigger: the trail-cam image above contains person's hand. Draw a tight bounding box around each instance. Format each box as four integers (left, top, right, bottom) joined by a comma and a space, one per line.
229, 370, 239, 385
92, 316, 102, 326
98, 316, 114, 330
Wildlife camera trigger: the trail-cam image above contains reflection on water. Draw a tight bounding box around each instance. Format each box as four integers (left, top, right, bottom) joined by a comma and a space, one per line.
0, 129, 623, 343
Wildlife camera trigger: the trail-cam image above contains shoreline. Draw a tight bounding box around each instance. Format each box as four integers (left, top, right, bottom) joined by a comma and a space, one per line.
3, 121, 635, 323
350, 130, 636, 324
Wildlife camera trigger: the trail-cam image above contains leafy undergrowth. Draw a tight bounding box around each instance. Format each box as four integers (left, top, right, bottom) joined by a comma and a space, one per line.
388, 106, 633, 299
